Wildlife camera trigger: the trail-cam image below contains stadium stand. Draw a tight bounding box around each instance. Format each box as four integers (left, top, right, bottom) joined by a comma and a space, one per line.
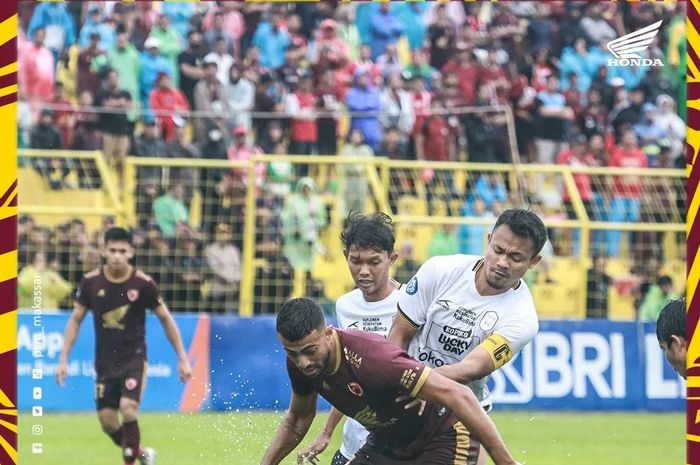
18, 1, 686, 319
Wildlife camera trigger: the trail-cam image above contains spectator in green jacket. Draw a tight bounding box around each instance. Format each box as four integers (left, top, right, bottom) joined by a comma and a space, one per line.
639, 275, 679, 322
153, 183, 189, 239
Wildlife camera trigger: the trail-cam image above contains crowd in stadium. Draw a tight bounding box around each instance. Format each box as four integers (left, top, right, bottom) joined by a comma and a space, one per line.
17, 1, 686, 319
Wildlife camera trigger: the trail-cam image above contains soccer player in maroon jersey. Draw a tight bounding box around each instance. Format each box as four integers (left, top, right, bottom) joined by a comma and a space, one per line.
56, 227, 192, 465
261, 298, 522, 465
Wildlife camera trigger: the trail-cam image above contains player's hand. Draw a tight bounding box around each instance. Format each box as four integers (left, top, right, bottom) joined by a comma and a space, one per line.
178, 358, 192, 383
56, 360, 68, 387
296, 431, 330, 464
395, 394, 426, 415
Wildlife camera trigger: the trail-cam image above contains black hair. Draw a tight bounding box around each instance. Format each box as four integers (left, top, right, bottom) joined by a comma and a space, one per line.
276, 298, 326, 342
340, 212, 396, 253
657, 275, 673, 287
492, 209, 548, 257
104, 226, 132, 246
656, 297, 686, 345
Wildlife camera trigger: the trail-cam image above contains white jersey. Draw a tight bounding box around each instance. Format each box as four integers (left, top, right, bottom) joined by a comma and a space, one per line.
397, 255, 539, 409
334, 285, 400, 460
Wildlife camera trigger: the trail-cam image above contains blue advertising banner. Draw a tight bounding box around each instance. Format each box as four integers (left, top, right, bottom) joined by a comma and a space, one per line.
19, 314, 683, 412
17, 312, 207, 412
487, 320, 685, 411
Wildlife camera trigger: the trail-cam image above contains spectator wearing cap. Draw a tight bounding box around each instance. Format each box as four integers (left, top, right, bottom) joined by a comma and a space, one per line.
148, 14, 183, 86
149, 72, 190, 142
285, 74, 319, 174
228, 126, 265, 193
227, 63, 255, 133
19, 28, 55, 104
204, 36, 236, 85
205, 222, 242, 314
345, 68, 382, 152
139, 36, 171, 107
27, 2, 76, 61
441, 42, 478, 106
76, 31, 105, 97
78, 6, 115, 51
107, 27, 140, 112
379, 71, 415, 136
368, 2, 404, 61
252, 11, 291, 69
334, 4, 361, 62
95, 69, 133, 185
194, 56, 229, 143
606, 128, 647, 258
203, 8, 239, 56
178, 30, 207, 108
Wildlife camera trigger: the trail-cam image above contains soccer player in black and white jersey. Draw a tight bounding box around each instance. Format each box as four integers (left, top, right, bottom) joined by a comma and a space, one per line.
297, 212, 401, 465
388, 209, 547, 465
56, 227, 192, 465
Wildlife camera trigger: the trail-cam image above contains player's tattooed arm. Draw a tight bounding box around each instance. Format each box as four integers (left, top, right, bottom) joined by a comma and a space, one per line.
56, 302, 88, 386
261, 391, 318, 465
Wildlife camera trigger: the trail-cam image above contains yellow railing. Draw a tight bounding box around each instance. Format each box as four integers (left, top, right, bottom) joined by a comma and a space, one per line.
17, 150, 686, 319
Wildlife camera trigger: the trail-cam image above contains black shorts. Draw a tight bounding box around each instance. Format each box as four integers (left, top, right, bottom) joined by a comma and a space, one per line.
95, 364, 146, 410
348, 421, 481, 465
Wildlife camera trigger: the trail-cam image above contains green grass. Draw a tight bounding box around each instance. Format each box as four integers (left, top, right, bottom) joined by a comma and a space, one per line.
18, 411, 684, 465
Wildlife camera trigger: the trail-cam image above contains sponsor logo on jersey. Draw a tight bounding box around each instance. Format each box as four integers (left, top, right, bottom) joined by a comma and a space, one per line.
343, 347, 363, 368
418, 350, 446, 367
125, 378, 138, 390
438, 333, 471, 356
443, 325, 472, 339
97, 289, 105, 298
436, 299, 452, 311
406, 276, 418, 295
479, 311, 499, 331
347, 382, 364, 397
127, 289, 139, 302
348, 321, 360, 329
354, 406, 398, 429
360, 317, 388, 333
453, 306, 478, 326
399, 368, 418, 390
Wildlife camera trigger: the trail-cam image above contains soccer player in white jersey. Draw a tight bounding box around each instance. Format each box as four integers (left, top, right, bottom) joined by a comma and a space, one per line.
297, 212, 401, 465
388, 208, 547, 465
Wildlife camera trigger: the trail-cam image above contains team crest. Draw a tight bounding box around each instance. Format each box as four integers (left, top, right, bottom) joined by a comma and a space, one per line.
125, 378, 138, 390
347, 382, 364, 397
127, 289, 139, 302
406, 276, 418, 295
97, 289, 105, 297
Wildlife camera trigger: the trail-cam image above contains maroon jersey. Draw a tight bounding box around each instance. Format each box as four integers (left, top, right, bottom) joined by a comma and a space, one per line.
76, 267, 162, 379
288, 329, 458, 459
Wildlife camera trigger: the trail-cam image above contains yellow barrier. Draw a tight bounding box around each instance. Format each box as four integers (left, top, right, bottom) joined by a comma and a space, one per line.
17, 150, 686, 319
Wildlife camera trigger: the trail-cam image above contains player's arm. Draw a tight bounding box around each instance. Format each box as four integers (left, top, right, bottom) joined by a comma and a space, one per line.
296, 406, 344, 464
260, 391, 318, 465
434, 342, 501, 384
153, 302, 192, 383
56, 302, 88, 386
388, 307, 419, 350
416, 370, 518, 465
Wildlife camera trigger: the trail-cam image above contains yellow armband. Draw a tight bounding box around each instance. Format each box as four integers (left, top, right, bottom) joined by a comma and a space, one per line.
479, 334, 513, 370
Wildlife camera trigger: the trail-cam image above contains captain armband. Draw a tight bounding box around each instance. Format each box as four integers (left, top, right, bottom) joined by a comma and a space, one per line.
479, 334, 513, 370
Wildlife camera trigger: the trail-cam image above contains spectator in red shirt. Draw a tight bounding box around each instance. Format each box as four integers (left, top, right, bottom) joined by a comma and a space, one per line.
441, 41, 478, 106
227, 126, 265, 193
285, 74, 318, 176
77, 32, 105, 97
422, 98, 458, 216
606, 128, 648, 257
149, 72, 190, 142
408, 73, 431, 161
